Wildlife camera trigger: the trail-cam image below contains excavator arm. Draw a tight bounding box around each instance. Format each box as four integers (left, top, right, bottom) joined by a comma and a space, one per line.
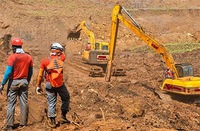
105, 4, 200, 95
69, 21, 96, 50
106, 4, 179, 82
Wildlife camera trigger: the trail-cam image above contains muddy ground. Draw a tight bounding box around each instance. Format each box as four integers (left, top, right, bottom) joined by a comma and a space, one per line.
0, 0, 200, 131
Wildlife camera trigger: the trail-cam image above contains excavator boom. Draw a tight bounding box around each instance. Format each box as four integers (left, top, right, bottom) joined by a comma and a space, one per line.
106, 4, 200, 95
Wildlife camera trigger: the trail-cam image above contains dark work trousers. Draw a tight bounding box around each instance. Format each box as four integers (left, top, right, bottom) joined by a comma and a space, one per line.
45, 82, 70, 118
6, 79, 29, 127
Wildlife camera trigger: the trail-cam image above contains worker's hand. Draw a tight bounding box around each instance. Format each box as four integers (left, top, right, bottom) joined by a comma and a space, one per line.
0, 85, 4, 94
36, 86, 43, 95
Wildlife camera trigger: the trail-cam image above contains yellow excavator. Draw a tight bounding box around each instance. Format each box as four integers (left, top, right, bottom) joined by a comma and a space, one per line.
68, 20, 126, 76
105, 4, 200, 95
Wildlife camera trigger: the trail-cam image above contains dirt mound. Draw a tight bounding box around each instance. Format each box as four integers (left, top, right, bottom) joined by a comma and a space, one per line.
0, 0, 200, 130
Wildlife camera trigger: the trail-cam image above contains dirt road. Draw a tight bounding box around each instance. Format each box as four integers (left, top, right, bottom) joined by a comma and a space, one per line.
0, 0, 200, 130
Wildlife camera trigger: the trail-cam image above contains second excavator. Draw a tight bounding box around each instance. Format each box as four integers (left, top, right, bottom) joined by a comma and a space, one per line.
67, 20, 126, 77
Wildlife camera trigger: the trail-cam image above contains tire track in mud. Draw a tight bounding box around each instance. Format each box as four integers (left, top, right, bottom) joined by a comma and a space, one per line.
67, 56, 106, 78
67, 59, 91, 76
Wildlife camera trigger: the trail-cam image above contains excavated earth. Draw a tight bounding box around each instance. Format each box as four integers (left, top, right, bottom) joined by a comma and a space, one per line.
0, 0, 200, 130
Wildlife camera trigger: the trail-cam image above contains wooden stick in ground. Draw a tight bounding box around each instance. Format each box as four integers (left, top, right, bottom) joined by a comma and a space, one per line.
100, 108, 105, 123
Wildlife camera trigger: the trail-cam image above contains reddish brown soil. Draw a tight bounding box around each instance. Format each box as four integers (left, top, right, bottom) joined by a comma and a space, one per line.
0, 0, 200, 130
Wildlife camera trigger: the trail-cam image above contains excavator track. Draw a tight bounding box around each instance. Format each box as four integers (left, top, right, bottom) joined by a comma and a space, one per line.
112, 67, 126, 76
68, 57, 126, 77
68, 58, 104, 77
89, 67, 104, 77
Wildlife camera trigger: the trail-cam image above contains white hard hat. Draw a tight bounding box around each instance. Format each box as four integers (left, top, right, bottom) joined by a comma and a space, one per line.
50, 42, 63, 51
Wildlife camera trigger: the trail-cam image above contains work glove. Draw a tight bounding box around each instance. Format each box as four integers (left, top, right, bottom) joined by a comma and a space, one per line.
0, 85, 4, 94
36, 86, 43, 95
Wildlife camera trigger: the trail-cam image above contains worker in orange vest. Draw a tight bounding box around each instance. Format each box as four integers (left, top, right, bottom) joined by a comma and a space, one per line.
36, 43, 70, 128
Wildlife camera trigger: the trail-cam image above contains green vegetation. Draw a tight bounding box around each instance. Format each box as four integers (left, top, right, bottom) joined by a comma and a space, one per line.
25, 10, 52, 17
165, 42, 200, 53
132, 42, 200, 54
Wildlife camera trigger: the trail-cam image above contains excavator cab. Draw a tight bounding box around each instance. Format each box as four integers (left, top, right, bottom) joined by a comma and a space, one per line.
95, 43, 100, 50
97, 42, 109, 51
175, 63, 194, 77
102, 45, 109, 50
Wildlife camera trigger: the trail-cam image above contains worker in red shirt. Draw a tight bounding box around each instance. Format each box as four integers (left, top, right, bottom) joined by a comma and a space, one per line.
86, 43, 91, 51
0, 38, 33, 130
165, 67, 174, 79
36, 43, 70, 128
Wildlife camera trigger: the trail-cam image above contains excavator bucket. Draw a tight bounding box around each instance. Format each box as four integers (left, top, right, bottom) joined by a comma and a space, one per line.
67, 24, 82, 40
67, 29, 81, 40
